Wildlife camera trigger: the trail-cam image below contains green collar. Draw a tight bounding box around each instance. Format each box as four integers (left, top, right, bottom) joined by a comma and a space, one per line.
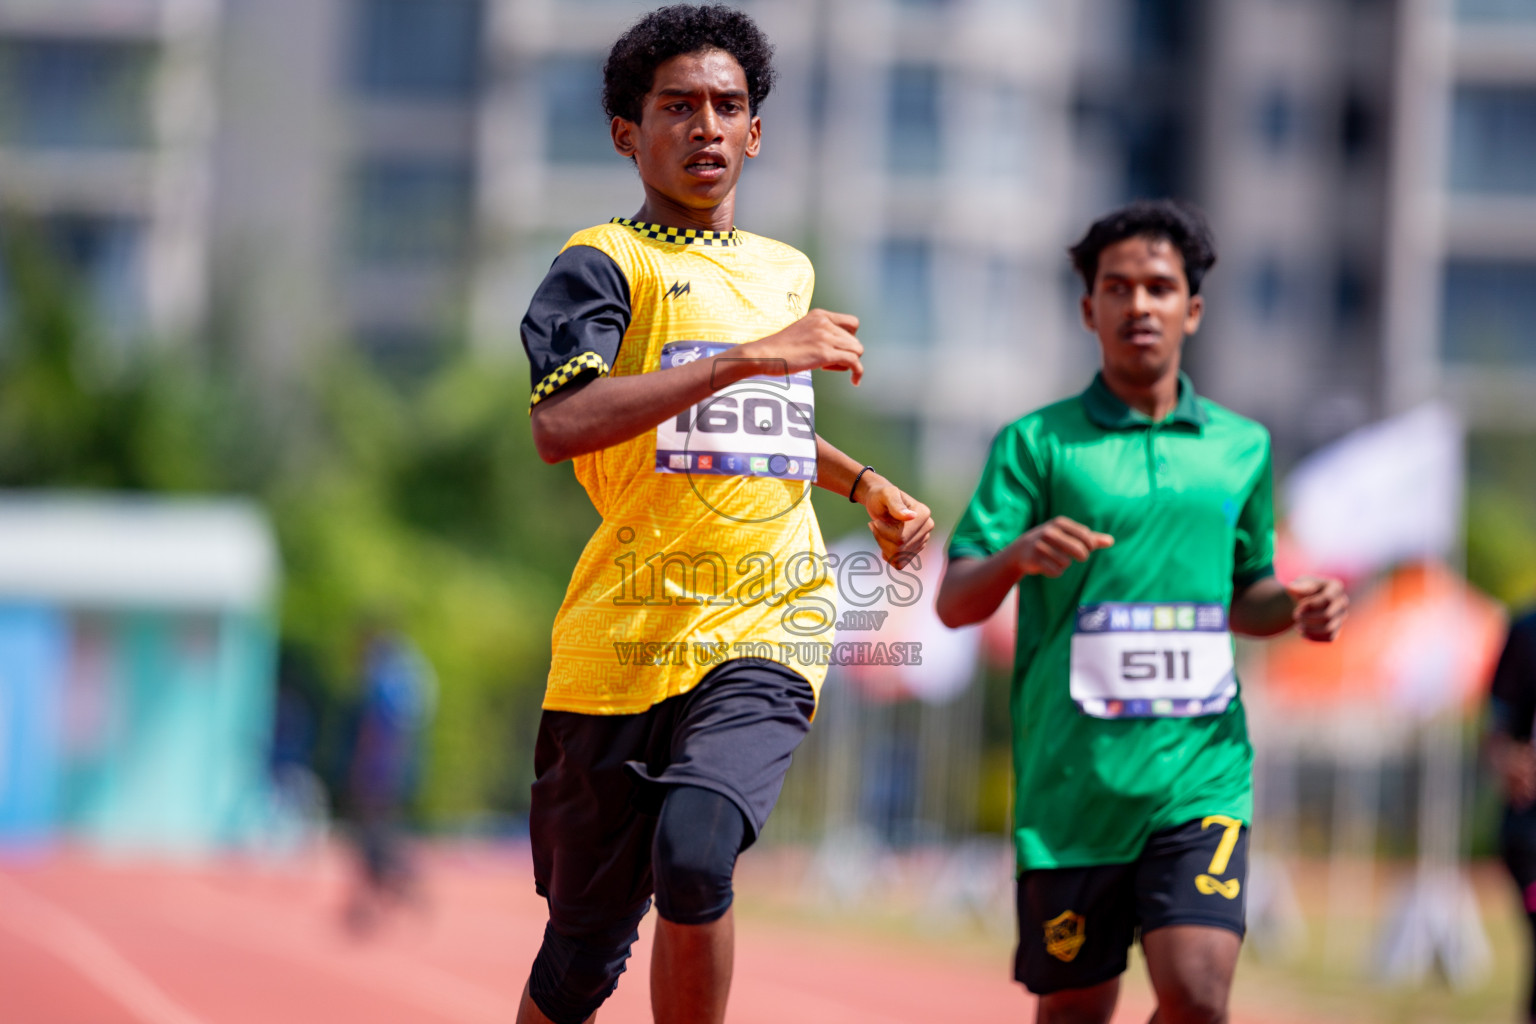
1081, 371, 1209, 430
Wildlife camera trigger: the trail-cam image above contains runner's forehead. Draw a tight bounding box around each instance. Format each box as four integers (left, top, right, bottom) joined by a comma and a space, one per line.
646, 49, 749, 103
1096, 236, 1187, 283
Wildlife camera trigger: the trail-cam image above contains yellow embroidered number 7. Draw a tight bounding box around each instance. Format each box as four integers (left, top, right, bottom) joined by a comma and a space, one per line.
1200, 815, 1242, 876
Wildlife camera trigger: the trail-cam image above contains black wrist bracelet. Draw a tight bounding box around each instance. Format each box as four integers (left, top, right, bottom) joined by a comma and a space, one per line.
849, 465, 876, 503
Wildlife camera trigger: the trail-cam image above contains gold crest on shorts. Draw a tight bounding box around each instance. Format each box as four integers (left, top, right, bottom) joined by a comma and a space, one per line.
1044, 910, 1086, 963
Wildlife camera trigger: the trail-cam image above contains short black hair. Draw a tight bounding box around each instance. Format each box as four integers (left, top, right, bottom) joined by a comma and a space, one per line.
1068, 199, 1218, 296
603, 4, 776, 124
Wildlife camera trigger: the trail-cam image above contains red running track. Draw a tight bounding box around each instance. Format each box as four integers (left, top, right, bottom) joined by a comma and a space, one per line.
0, 843, 1199, 1024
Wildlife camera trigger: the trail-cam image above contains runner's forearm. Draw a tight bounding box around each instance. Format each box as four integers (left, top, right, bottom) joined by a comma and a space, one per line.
814, 436, 884, 500
1228, 575, 1292, 637
530, 354, 770, 463
936, 550, 1024, 628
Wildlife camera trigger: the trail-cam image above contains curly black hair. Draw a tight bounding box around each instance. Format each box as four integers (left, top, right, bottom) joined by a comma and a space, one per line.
603, 4, 776, 124
1068, 199, 1219, 296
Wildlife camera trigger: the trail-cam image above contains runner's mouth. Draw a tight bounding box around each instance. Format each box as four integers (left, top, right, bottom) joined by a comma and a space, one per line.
686, 153, 728, 177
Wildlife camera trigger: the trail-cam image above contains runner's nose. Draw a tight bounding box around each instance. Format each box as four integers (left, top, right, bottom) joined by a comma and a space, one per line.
693, 104, 724, 142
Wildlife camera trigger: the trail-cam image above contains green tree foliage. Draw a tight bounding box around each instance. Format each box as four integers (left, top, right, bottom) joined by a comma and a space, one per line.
0, 221, 599, 826
1467, 433, 1536, 610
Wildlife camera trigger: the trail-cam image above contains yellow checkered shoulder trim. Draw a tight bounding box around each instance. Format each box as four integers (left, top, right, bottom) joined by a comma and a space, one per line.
611, 216, 742, 247
529, 350, 610, 411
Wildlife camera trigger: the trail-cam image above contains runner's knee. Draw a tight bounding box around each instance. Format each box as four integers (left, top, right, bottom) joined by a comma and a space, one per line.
1153, 975, 1230, 1024
528, 910, 645, 1024
652, 785, 746, 925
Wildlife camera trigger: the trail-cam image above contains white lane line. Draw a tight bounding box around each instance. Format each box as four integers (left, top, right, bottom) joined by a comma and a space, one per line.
154, 892, 515, 1024
0, 872, 210, 1024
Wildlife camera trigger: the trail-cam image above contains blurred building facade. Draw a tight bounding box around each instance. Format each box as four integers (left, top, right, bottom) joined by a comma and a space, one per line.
1, 0, 1533, 474
1188, 0, 1536, 462
0, 0, 221, 346
1389, 0, 1536, 436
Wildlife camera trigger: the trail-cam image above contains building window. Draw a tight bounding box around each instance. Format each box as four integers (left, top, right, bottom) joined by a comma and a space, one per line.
1248, 256, 1286, 324
878, 239, 933, 346
1456, 0, 1536, 20
1442, 260, 1536, 366
1449, 85, 1536, 195
354, 325, 449, 379
1123, 110, 1186, 203
1339, 90, 1374, 164
354, 0, 483, 100
0, 39, 153, 150
1333, 260, 1368, 329
983, 255, 1023, 340
1131, 0, 1191, 60
887, 64, 941, 176
542, 55, 614, 165
351, 158, 474, 267
0, 215, 145, 335
1257, 86, 1298, 154
984, 84, 1033, 175
806, 52, 830, 138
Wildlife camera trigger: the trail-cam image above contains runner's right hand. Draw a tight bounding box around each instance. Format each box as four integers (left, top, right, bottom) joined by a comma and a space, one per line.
734, 309, 865, 385
1011, 516, 1114, 578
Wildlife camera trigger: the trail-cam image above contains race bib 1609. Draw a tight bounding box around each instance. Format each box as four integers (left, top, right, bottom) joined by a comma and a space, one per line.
654, 341, 818, 481
1068, 602, 1236, 719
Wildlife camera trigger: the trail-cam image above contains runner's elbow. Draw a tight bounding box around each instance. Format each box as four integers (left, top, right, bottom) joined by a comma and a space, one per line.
530, 408, 575, 463
935, 586, 979, 630
936, 605, 969, 630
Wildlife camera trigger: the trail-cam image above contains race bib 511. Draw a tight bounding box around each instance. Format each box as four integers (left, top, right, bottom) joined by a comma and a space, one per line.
654, 341, 818, 481
1068, 602, 1236, 719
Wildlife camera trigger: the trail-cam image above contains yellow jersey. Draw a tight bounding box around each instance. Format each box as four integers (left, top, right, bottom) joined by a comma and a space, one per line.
521, 218, 835, 714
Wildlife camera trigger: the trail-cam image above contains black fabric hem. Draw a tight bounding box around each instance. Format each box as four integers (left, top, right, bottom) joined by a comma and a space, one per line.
653, 892, 734, 926
1139, 914, 1246, 940
1016, 957, 1128, 996
623, 763, 762, 847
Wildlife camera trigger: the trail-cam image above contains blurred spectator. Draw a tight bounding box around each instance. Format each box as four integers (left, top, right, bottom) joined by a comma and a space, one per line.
1487, 606, 1536, 1024
268, 645, 329, 853
343, 620, 436, 934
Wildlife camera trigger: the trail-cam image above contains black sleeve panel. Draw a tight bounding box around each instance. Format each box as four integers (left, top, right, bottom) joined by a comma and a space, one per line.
1491, 611, 1536, 741
520, 244, 632, 409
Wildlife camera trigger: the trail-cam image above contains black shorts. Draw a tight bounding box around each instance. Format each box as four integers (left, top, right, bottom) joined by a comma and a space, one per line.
530, 658, 814, 933
1015, 817, 1250, 996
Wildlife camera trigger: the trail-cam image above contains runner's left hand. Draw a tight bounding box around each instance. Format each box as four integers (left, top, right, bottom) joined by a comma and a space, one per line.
1285, 576, 1348, 642
859, 477, 933, 569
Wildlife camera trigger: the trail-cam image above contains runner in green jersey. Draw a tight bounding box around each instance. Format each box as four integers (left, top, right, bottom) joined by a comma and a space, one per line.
937, 199, 1347, 1024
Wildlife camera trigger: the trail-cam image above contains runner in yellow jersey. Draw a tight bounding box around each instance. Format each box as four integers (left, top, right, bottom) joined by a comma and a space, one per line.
516, 7, 933, 1024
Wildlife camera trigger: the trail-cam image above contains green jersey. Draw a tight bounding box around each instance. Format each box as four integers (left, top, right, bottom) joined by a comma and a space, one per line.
950, 373, 1275, 871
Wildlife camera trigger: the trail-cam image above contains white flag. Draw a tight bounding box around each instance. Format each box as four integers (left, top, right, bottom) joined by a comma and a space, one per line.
1284, 404, 1463, 578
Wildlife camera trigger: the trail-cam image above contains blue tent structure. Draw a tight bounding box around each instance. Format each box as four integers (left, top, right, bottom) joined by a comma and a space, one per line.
0, 496, 279, 856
